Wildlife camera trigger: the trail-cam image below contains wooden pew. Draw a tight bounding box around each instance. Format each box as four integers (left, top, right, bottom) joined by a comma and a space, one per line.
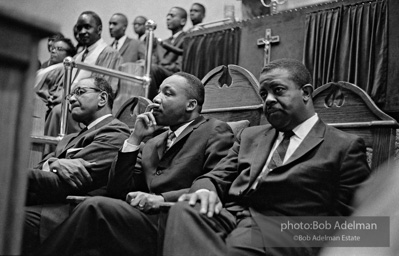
313, 81, 399, 171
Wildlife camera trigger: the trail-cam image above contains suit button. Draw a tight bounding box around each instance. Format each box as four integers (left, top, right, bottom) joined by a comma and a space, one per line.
156, 170, 162, 175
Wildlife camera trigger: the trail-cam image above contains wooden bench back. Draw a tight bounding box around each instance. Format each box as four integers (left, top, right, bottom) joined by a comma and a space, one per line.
313, 81, 398, 170
201, 64, 264, 127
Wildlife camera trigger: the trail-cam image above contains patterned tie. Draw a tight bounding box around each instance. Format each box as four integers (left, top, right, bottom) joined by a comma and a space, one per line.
164, 131, 176, 153
81, 48, 89, 62
113, 40, 118, 50
267, 130, 295, 170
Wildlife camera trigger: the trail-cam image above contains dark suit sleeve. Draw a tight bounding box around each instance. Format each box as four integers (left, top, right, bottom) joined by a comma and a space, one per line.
68, 122, 130, 193
160, 121, 235, 202
190, 131, 242, 201
334, 137, 371, 216
106, 150, 147, 199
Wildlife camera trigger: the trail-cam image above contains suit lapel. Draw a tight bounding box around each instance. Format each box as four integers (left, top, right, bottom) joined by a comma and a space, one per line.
283, 120, 326, 167
57, 116, 114, 157
248, 128, 277, 186
119, 38, 131, 56
156, 131, 168, 160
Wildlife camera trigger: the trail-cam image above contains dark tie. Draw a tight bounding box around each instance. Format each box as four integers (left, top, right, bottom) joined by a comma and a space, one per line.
113, 40, 118, 50
164, 131, 176, 153
81, 48, 89, 62
267, 130, 294, 170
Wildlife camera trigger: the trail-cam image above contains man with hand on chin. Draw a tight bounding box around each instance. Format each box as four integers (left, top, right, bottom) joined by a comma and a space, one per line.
163, 58, 371, 256
36, 72, 234, 256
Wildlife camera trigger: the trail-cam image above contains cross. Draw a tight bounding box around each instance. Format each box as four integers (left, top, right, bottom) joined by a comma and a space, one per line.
257, 28, 280, 66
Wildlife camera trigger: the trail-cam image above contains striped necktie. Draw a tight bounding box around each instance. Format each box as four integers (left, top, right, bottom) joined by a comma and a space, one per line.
81, 48, 89, 62
267, 130, 294, 170
164, 131, 176, 153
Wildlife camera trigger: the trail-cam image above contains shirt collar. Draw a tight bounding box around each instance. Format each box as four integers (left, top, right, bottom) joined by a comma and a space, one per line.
288, 113, 319, 140
87, 114, 112, 129
86, 38, 102, 52
170, 119, 195, 138
115, 35, 127, 48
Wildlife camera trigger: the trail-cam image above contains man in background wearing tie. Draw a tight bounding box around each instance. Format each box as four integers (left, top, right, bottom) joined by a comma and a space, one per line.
163, 58, 371, 256
24, 77, 130, 254
44, 11, 123, 137
36, 72, 235, 256
109, 13, 145, 63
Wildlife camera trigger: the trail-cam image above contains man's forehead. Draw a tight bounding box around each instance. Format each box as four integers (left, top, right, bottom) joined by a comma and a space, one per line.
77, 78, 95, 87
77, 14, 94, 24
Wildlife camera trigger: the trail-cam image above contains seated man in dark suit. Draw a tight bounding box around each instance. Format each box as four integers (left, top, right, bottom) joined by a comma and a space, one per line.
163, 59, 371, 256
35, 72, 235, 256
149, 6, 187, 100
24, 77, 130, 253
109, 13, 145, 63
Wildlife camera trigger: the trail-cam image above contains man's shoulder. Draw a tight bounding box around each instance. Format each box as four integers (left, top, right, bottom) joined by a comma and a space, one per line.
94, 116, 130, 135
126, 37, 142, 45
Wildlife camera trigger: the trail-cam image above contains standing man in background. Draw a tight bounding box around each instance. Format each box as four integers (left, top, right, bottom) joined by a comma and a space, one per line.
149, 6, 187, 100
44, 10, 123, 137
133, 15, 148, 41
109, 13, 145, 63
188, 3, 206, 32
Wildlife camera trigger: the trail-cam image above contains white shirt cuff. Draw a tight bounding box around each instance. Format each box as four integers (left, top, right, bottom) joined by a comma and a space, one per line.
121, 139, 140, 152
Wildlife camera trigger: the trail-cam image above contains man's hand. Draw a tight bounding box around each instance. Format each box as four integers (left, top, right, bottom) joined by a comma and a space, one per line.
126, 191, 165, 213
178, 190, 223, 218
127, 103, 163, 145
50, 158, 95, 189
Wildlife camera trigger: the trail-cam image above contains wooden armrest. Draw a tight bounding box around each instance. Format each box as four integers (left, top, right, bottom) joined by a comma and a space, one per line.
66, 195, 89, 204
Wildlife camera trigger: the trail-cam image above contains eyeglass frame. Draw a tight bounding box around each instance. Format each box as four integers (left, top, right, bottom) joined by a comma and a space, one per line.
50, 46, 68, 52
66, 86, 105, 101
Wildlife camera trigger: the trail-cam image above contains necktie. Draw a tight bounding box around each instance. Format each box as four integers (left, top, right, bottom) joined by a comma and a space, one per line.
267, 130, 294, 170
81, 48, 89, 62
164, 131, 176, 153
113, 40, 118, 50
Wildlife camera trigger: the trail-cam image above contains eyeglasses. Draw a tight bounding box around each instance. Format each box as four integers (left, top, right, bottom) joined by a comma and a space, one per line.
50, 46, 68, 52
66, 87, 104, 100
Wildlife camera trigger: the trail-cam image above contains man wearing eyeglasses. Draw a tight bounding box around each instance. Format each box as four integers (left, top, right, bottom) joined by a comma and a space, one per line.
43, 11, 124, 140
24, 77, 130, 254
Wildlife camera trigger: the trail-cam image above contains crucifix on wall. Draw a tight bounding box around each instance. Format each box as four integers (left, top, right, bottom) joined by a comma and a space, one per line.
257, 28, 280, 66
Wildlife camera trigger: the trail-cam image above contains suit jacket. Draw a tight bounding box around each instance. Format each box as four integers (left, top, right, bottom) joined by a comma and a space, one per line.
190, 120, 371, 238
159, 32, 186, 73
32, 116, 130, 198
116, 37, 145, 63
107, 116, 234, 202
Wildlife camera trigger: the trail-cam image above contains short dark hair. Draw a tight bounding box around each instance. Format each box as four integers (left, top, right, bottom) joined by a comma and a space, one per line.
92, 77, 115, 109
113, 13, 128, 26
49, 32, 64, 41
193, 3, 206, 15
174, 71, 204, 108
80, 11, 102, 27
261, 58, 312, 88
54, 38, 77, 57
173, 6, 188, 20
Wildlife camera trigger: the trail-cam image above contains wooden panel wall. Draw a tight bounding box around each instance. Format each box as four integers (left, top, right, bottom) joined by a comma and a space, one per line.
238, 0, 399, 117
0, 9, 57, 255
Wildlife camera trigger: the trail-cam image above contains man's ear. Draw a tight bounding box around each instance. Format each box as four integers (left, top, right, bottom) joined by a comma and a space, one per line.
98, 25, 102, 35
302, 84, 314, 102
186, 99, 197, 112
98, 92, 108, 107
181, 18, 187, 27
